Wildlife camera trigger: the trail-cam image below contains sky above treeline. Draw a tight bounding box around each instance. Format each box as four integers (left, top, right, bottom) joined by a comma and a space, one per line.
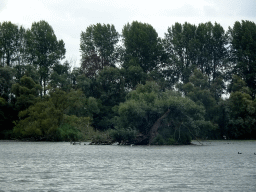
1, 0, 256, 67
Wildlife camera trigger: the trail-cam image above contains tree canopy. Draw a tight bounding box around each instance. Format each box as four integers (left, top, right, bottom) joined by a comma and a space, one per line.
1, 20, 256, 143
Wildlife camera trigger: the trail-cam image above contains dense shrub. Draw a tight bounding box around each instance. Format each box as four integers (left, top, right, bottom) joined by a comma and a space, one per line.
109, 128, 138, 144
58, 123, 83, 141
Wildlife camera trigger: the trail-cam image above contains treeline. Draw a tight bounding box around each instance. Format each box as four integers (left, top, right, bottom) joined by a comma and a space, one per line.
0, 20, 256, 144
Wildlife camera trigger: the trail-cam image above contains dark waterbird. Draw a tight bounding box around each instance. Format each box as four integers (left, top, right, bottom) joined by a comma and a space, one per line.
238, 152, 242, 154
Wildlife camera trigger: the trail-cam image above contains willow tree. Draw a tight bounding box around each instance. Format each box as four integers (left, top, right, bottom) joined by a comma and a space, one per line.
115, 81, 211, 144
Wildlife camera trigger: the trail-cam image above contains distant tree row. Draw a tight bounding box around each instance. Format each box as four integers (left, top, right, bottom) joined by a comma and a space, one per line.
0, 20, 255, 143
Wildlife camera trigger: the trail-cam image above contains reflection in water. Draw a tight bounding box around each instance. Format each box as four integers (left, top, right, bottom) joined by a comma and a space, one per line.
0, 141, 256, 192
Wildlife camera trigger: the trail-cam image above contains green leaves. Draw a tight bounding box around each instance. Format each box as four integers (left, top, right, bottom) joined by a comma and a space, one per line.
115, 81, 207, 142
11, 75, 41, 111
0, 21, 22, 67
27, 20, 66, 95
164, 22, 228, 86
229, 20, 256, 97
122, 21, 163, 73
80, 23, 119, 77
13, 88, 91, 140
0, 66, 14, 101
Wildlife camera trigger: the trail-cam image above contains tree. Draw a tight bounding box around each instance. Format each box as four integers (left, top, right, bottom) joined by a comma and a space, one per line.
122, 21, 163, 73
0, 96, 17, 139
228, 92, 255, 139
26, 20, 66, 96
180, 70, 217, 121
96, 67, 125, 106
122, 65, 147, 90
92, 67, 126, 130
0, 66, 14, 101
117, 81, 163, 136
195, 22, 228, 84
0, 21, 19, 67
49, 61, 72, 92
115, 81, 209, 144
80, 23, 119, 78
13, 89, 90, 140
229, 20, 256, 97
164, 22, 228, 88
164, 22, 197, 84
11, 75, 41, 111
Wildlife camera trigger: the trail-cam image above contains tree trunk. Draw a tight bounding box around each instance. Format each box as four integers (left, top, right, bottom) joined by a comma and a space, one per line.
148, 109, 170, 144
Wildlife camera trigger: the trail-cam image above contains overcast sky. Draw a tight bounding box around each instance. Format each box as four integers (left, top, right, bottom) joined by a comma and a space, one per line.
1, 0, 256, 67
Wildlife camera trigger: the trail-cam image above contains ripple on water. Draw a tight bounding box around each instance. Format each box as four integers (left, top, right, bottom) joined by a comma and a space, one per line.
0, 141, 256, 191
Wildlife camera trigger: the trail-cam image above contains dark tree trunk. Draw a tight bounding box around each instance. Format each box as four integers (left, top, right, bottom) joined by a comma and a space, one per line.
148, 109, 170, 145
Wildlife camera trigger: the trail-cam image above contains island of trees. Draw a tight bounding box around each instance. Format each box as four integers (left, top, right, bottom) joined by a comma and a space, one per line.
0, 20, 255, 144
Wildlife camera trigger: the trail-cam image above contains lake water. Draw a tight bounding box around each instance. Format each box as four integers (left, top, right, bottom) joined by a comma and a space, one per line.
0, 140, 255, 192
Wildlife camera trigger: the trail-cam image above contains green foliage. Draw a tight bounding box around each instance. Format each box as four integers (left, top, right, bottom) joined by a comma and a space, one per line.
58, 123, 82, 141
151, 134, 165, 145
122, 65, 146, 90
117, 82, 164, 134
1, 19, 256, 142
164, 22, 197, 84
13, 89, 92, 141
180, 70, 218, 122
49, 61, 72, 92
26, 20, 66, 95
11, 75, 41, 111
0, 21, 24, 67
166, 137, 176, 145
229, 20, 256, 97
164, 22, 228, 85
115, 81, 209, 144
0, 96, 16, 139
91, 132, 112, 145
86, 67, 126, 131
71, 68, 92, 97
122, 21, 163, 73
80, 23, 119, 78
0, 66, 15, 101
62, 114, 92, 140
96, 67, 126, 106
228, 91, 256, 139
109, 128, 138, 144
178, 132, 192, 145
228, 75, 251, 94
13, 100, 59, 140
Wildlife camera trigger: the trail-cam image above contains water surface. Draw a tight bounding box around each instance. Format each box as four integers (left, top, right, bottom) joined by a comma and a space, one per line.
0, 141, 255, 191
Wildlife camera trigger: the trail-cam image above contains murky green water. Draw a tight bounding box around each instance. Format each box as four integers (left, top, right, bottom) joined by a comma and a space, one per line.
0, 140, 256, 191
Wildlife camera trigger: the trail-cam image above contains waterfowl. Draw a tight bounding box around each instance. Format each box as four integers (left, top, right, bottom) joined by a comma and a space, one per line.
238, 152, 242, 154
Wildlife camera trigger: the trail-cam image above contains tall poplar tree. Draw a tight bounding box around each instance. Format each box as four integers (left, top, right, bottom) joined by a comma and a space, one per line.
229, 20, 256, 97
0, 21, 23, 67
26, 20, 66, 96
122, 21, 163, 74
164, 22, 197, 84
80, 23, 119, 78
